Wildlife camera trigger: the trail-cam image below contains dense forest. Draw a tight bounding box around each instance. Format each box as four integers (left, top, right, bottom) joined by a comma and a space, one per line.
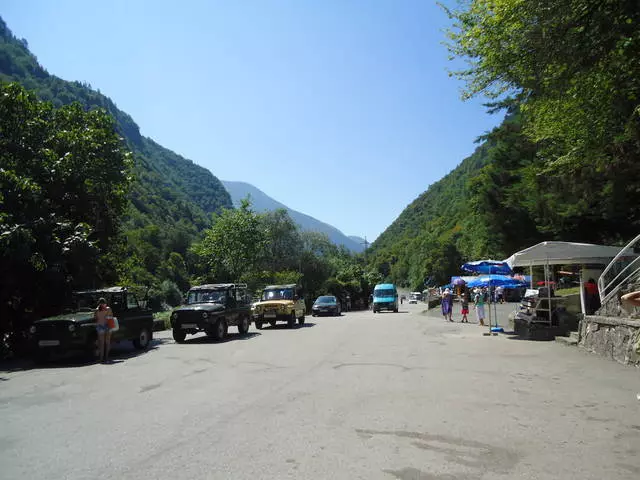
369, 0, 640, 289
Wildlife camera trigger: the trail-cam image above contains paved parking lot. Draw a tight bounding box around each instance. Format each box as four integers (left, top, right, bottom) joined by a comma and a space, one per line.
1, 303, 639, 479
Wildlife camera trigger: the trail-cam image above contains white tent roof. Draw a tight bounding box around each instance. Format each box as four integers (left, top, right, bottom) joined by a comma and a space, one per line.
505, 241, 623, 267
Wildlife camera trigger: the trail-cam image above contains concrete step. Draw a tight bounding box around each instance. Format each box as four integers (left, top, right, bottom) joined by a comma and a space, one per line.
569, 331, 579, 342
555, 335, 578, 346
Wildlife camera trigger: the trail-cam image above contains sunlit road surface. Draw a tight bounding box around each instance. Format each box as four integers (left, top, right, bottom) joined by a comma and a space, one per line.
2, 303, 640, 480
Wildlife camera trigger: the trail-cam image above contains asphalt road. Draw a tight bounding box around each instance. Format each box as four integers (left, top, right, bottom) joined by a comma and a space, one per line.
2, 302, 640, 480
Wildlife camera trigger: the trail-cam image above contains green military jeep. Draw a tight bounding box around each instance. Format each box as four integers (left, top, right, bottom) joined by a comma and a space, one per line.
170, 283, 252, 343
30, 287, 154, 362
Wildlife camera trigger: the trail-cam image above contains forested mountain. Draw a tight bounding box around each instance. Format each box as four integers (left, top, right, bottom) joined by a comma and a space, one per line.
0, 17, 232, 289
222, 181, 364, 253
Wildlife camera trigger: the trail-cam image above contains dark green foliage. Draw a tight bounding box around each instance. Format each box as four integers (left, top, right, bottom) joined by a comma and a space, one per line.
0, 83, 131, 320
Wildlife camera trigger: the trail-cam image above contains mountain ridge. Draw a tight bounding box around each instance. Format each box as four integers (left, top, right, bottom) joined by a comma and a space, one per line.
222, 180, 364, 253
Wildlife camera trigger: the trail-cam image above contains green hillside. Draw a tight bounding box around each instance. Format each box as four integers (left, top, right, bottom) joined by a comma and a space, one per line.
370, 1, 640, 290
0, 17, 231, 289
369, 110, 638, 289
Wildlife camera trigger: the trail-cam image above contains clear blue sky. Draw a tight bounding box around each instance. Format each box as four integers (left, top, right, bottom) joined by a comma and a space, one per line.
2, 0, 501, 242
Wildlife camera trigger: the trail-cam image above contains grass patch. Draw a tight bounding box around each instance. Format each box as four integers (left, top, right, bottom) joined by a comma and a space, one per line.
555, 286, 580, 296
154, 310, 173, 330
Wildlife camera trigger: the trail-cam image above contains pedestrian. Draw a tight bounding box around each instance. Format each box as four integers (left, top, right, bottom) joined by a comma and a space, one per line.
460, 291, 469, 323
621, 290, 640, 309
473, 288, 486, 326
495, 286, 504, 304
584, 278, 601, 314
441, 288, 453, 322
94, 297, 113, 363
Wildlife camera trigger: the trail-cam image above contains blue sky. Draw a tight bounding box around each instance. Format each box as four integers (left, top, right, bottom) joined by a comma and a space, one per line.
2, 0, 501, 242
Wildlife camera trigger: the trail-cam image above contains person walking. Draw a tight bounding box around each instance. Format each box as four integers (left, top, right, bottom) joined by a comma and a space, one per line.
460, 291, 469, 323
473, 288, 486, 326
94, 297, 113, 363
441, 289, 454, 322
495, 286, 505, 304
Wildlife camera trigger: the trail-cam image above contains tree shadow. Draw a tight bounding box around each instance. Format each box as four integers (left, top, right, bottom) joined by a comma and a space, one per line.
0, 337, 170, 373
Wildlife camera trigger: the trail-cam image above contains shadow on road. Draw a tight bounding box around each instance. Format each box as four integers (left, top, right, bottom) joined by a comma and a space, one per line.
261, 322, 317, 330
182, 332, 262, 344
0, 337, 170, 373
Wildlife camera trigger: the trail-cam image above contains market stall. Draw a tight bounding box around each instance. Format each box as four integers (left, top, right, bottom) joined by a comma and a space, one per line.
504, 241, 623, 336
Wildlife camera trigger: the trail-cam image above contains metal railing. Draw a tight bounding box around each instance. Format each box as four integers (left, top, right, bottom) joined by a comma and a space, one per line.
598, 233, 640, 306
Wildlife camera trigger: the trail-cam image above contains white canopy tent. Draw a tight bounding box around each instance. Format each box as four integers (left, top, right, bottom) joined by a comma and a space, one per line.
505, 241, 623, 268
504, 241, 623, 318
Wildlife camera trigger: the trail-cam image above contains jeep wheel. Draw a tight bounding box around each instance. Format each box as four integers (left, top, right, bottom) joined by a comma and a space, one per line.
133, 327, 152, 349
269, 320, 276, 328
288, 312, 296, 329
238, 316, 250, 335
211, 319, 228, 341
255, 320, 263, 330
173, 328, 186, 343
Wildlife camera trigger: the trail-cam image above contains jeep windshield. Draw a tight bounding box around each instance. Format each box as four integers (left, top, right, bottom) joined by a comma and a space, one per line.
70, 292, 116, 312
261, 289, 294, 301
187, 290, 226, 304
374, 289, 395, 298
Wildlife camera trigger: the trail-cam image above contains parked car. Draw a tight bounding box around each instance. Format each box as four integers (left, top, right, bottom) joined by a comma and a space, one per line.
252, 284, 306, 329
409, 292, 422, 304
30, 287, 154, 362
312, 295, 341, 316
372, 283, 399, 313
170, 283, 251, 343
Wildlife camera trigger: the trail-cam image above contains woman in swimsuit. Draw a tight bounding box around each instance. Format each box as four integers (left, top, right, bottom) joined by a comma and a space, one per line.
94, 297, 113, 363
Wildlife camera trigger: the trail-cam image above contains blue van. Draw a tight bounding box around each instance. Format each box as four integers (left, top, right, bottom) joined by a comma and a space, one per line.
372, 283, 399, 313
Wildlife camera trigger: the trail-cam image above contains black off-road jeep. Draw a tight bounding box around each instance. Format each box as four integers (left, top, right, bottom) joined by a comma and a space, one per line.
170, 283, 252, 343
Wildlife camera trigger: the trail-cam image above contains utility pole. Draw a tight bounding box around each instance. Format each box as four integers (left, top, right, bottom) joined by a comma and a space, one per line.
362, 236, 370, 262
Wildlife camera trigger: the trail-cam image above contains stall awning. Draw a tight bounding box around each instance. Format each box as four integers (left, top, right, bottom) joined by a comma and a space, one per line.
504, 241, 623, 268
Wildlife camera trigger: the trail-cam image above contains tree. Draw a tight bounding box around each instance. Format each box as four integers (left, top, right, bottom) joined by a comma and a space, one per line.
0, 83, 132, 318
193, 199, 266, 281
259, 209, 303, 272
443, 0, 640, 239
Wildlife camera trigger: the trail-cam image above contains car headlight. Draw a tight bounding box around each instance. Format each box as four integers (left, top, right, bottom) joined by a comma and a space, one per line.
29, 325, 36, 334
202, 312, 208, 319
68, 324, 75, 332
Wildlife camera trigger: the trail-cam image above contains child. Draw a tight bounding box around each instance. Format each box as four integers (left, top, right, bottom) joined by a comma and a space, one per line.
460, 292, 469, 323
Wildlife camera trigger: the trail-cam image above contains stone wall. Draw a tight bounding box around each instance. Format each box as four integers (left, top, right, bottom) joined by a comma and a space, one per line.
579, 315, 640, 365
597, 279, 640, 318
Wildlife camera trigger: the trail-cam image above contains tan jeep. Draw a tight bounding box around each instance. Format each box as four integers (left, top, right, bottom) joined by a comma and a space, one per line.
252, 284, 306, 329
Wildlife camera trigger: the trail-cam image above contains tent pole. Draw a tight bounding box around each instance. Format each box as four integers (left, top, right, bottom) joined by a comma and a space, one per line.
546, 258, 552, 326
530, 262, 533, 289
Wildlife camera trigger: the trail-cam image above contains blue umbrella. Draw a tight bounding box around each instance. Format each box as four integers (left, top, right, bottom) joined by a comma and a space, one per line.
466, 274, 523, 288
461, 260, 513, 275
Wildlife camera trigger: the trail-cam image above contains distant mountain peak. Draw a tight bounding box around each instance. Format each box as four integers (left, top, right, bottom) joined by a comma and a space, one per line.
222, 181, 364, 253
